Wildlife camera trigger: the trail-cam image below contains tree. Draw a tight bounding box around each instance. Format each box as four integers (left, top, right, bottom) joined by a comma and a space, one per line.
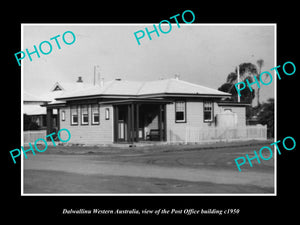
256, 59, 264, 106
218, 62, 258, 105
218, 78, 255, 103
256, 98, 274, 138
218, 62, 258, 121
235, 62, 258, 78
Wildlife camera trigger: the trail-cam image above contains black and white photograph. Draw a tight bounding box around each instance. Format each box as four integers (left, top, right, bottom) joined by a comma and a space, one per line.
21, 24, 275, 195
4, 4, 298, 221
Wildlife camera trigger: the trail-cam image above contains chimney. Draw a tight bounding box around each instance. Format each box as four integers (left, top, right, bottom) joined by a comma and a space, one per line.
76, 76, 83, 83
100, 78, 104, 87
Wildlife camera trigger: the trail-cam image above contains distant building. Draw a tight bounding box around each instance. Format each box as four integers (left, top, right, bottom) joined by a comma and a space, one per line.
23, 76, 94, 131
23, 92, 49, 130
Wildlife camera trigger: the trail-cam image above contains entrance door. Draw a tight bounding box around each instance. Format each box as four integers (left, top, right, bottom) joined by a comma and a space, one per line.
114, 105, 129, 142
118, 120, 125, 140
114, 103, 167, 143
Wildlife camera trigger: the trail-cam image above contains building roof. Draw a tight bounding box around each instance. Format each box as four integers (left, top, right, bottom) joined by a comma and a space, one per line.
24, 80, 96, 112
23, 91, 49, 102
42, 81, 96, 101
56, 78, 230, 101
23, 104, 46, 115
23, 92, 49, 115
39, 81, 96, 107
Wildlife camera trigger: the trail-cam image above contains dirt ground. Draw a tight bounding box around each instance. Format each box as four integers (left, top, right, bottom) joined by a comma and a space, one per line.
23, 140, 275, 194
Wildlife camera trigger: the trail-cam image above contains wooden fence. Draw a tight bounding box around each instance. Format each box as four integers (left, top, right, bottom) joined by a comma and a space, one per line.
168, 125, 267, 143
23, 130, 47, 143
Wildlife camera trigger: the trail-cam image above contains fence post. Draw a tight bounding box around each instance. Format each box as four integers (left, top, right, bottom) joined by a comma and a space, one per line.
264, 125, 267, 139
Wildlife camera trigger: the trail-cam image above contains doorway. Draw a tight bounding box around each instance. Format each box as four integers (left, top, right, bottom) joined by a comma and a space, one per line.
113, 102, 166, 143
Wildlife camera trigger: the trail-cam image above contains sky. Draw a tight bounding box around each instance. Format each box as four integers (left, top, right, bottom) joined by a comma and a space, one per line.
22, 24, 275, 104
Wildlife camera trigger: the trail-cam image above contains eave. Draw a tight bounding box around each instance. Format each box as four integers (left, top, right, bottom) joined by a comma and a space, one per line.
218, 102, 250, 107
55, 92, 231, 102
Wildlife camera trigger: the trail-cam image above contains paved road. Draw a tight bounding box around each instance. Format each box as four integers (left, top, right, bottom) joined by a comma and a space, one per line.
24, 151, 274, 190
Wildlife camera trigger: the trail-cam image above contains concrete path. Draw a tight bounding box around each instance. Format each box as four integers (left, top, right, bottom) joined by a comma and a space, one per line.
24, 154, 274, 188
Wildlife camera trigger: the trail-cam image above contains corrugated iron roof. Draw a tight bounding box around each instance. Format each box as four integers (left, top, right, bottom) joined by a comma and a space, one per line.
23, 104, 46, 115
23, 91, 49, 102
56, 78, 230, 100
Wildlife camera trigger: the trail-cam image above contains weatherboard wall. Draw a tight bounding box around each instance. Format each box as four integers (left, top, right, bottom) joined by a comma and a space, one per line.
166, 100, 220, 142
59, 104, 113, 145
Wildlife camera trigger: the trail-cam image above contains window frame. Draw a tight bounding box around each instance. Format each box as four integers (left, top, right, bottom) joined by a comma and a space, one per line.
81, 104, 89, 125
70, 105, 79, 126
61, 110, 65, 121
105, 108, 110, 120
175, 101, 186, 123
91, 104, 100, 125
203, 101, 214, 123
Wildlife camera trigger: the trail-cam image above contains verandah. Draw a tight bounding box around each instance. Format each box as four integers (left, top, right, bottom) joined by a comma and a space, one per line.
110, 99, 169, 143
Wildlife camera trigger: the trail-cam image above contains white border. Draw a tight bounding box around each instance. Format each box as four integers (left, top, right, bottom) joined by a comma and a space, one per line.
21, 24, 24, 196
21, 23, 277, 196
274, 24, 277, 196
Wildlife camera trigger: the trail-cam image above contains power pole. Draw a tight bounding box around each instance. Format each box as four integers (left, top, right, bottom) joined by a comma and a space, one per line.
237, 65, 240, 103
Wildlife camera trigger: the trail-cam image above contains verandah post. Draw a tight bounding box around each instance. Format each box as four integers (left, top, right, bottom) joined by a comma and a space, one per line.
46, 107, 53, 140
131, 103, 135, 143
136, 103, 139, 142
127, 104, 132, 143
159, 104, 163, 141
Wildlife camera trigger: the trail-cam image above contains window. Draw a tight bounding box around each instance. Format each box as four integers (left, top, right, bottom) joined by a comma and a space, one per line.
81, 105, 89, 125
105, 108, 110, 120
175, 101, 186, 122
91, 104, 100, 125
61, 110, 65, 121
71, 105, 78, 125
204, 102, 213, 122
